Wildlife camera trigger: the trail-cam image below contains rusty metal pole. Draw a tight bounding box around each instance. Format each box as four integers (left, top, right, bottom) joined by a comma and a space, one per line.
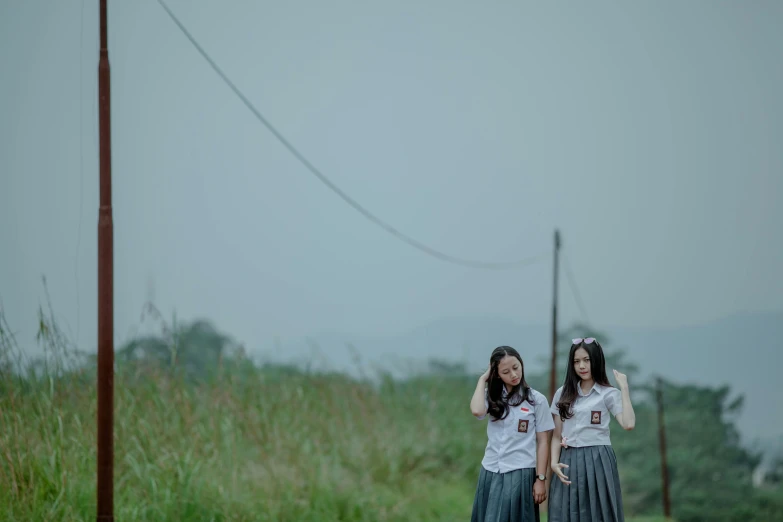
656, 377, 672, 519
549, 229, 561, 400
97, 0, 114, 520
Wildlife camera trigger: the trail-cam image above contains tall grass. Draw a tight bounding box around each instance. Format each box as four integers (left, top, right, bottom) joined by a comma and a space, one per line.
0, 304, 488, 521
0, 300, 678, 521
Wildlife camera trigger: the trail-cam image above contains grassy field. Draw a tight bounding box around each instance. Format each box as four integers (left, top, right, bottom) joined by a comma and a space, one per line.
0, 305, 678, 521
0, 361, 677, 521
1, 361, 475, 521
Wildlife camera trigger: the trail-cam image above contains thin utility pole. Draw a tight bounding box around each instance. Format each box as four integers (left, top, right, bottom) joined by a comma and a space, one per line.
656, 377, 672, 520
549, 229, 561, 400
97, 0, 115, 520
542, 229, 561, 514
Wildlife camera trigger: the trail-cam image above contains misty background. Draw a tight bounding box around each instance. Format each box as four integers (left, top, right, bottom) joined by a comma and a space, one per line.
2, 0, 781, 456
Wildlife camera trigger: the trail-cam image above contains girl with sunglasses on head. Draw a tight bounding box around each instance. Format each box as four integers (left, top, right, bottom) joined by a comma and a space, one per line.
469, 346, 555, 522
548, 338, 636, 522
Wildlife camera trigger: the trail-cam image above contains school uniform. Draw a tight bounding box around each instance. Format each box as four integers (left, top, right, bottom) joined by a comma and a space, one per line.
471, 387, 555, 522
548, 383, 625, 522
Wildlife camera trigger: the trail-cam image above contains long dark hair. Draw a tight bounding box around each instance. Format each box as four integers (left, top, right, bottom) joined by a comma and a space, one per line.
556, 339, 612, 421
486, 346, 532, 421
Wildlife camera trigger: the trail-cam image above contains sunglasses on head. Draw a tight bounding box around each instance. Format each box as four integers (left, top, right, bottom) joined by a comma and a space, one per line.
572, 338, 596, 345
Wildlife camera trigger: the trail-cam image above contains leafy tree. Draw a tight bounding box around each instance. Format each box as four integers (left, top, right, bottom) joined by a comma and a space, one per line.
116, 314, 253, 383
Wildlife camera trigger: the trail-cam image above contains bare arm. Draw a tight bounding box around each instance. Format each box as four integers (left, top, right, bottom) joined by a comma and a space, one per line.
533, 429, 550, 504
612, 370, 636, 430
536, 431, 550, 477
550, 415, 562, 469
615, 385, 636, 430
470, 368, 490, 418
550, 415, 571, 485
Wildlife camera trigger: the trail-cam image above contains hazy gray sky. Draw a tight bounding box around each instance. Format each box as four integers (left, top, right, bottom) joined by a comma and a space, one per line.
2, 1, 781, 356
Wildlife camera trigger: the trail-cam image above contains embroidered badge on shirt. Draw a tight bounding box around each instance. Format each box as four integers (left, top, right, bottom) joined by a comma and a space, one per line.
518, 419, 529, 433
591, 411, 601, 424
520, 407, 530, 413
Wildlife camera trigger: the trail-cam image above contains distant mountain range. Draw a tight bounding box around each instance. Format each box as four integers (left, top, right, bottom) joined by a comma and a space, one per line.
258, 311, 783, 454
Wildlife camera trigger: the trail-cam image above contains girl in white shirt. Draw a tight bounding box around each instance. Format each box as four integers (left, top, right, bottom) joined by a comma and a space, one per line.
548, 338, 636, 522
470, 346, 555, 522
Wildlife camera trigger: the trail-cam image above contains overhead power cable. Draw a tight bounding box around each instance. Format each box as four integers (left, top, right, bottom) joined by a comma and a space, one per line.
155, 0, 548, 270
563, 252, 590, 324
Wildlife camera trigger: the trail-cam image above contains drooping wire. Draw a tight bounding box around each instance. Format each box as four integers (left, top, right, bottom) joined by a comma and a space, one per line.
563, 252, 589, 325
154, 0, 548, 270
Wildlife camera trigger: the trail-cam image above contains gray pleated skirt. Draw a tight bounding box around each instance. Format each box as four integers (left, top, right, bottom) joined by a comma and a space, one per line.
471, 466, 540, 522
548, 445, 625, 522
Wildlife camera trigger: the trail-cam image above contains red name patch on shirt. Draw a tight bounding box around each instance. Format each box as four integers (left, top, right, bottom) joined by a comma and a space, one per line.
520, 407, 529, 412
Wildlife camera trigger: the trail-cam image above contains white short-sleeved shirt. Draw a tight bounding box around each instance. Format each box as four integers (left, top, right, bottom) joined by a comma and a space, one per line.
477, 387, 555, 474
550, 383, 623, 447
